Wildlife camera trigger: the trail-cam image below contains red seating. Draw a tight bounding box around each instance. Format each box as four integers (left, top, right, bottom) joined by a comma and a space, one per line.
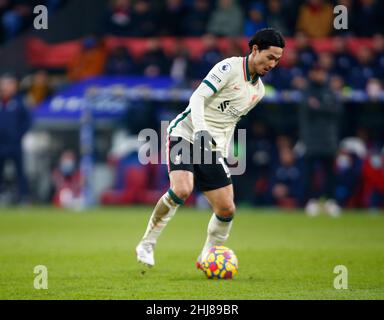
100, 165, 163, 205
25, 36, 376, 69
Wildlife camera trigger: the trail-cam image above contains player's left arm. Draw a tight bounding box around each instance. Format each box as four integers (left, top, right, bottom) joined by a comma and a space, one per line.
189, 84, 217, 149
190, 59, 234, 131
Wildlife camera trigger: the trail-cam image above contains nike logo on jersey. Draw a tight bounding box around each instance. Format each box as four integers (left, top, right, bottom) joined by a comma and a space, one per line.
233, 86, 241, 90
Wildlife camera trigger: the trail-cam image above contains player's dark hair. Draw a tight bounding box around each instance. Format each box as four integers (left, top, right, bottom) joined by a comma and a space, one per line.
248, 28, 285, 52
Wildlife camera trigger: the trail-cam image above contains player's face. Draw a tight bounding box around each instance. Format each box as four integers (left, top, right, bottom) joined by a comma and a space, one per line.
250, 45, 283, 77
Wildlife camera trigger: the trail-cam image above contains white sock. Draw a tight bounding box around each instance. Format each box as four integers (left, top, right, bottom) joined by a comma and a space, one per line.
142, 192, 180, 245
201, 213, 233, 257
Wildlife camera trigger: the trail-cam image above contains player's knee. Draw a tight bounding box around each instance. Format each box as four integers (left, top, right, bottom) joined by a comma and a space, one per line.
216, 202, 236, 217
172, 184, 193, 201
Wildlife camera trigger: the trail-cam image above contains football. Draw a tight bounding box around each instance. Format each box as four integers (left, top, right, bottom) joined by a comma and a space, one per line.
201, 246, 238, 279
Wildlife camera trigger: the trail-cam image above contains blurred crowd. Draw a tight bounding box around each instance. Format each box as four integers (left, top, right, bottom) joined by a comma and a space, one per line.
234, 123, 384, 213
0, 0, 66, 44
2, 0, 383, 106
103, 0, 384, 38
19, 31, 384, 110
0, 0, 383, 211
1, 0, 384, 44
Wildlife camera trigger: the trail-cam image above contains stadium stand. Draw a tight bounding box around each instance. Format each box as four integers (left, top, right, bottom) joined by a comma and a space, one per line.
0, 0, 383, 209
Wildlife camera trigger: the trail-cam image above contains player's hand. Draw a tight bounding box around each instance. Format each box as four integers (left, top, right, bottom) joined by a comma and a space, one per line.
194, 130, 217, 153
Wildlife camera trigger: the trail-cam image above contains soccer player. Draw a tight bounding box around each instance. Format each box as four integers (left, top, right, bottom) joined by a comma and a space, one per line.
136, 28, 285, 268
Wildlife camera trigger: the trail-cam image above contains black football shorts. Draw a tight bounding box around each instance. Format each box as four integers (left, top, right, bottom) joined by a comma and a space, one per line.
166, 136, 232, 192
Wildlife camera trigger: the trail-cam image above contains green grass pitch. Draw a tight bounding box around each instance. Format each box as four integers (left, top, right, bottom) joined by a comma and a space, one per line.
0, 206, 383, 300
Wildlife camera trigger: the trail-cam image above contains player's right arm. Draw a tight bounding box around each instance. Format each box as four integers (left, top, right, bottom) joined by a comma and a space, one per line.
189, 59, 234, 149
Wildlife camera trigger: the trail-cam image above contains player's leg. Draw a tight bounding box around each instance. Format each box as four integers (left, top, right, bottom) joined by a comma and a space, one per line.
136, 170, 194, 267
136, 136, 194, 267
193, 154, 234, 268
200, 184, 235, 258
139, 170, 193, 245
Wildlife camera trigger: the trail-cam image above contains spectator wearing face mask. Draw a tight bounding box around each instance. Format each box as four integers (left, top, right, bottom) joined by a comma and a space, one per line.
105, 0, 133, 36
334, 150, 362, 207
361, 150, 384, 209
51, 150, 82, 209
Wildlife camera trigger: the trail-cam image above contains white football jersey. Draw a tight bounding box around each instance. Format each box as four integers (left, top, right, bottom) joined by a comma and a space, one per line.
167, 56, 265, 157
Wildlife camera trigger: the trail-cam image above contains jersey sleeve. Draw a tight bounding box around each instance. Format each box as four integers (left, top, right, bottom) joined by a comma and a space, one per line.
189, 83, 213, 132
201, 59, 235, 94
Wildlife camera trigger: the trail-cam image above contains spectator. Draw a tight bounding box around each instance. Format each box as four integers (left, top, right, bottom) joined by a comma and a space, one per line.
244, 2, 268, 37
366, 78, 383, 101
361, 151, 384, 209
329, 74, 345, 98
373, 34, 384, 79
244, 121, 273, 205
294, 32, 318, 73
275, 134, 293, 151
1, 0, 33, 42
51, 150, 82, 209
157, 0, 186, 36
270, 147, 302, 208
105, 0, 133, 36
169, 41, 194, 87
281, 0, 302, 36
332, 37, 357, 78
138, 38, 170, 77
0, 0, 65, 43
67, 35, 107, 82
299, 66, 343, 216
224, 38, 245, 58
347, 46, 377, 89
296, 0, 334, 38
24, 70, 53, 108
130, 0, 157, 37
334, 149, 362, 207
291, 74, 308, 91
190, 33, 223, 83
104, 45, 136, 75
0, 74, 31, 203
207, 0, 244, 37
353, 0, 381, 37
355, 127, 375, 151
266, 0, 289, 37
183, 0, 212, 36
317, 51, 336, 76
269, 48, 305, 89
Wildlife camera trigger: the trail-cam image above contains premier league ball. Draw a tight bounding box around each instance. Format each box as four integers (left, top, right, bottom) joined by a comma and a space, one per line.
201, 246, 238, 279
